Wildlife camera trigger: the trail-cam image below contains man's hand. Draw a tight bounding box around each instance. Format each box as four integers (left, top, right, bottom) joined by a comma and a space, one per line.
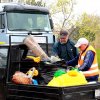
50, 56, 61, 63
60, 59, 67, 67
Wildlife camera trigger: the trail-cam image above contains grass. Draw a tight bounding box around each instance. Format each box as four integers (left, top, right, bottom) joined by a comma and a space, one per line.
96, 49, 100, 69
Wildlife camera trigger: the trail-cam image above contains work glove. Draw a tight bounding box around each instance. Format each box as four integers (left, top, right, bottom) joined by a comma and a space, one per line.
50, 56, 67, 67
50, 56, 61, 63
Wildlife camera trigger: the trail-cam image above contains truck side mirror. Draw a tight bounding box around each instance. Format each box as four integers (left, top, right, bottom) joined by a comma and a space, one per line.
50, 18, 54, 30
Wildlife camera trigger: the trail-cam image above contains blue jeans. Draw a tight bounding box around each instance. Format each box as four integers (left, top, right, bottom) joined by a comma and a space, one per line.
86, 75, 99, 82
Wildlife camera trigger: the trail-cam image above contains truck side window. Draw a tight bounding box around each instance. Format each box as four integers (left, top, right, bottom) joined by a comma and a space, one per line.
0, 14, 5, 29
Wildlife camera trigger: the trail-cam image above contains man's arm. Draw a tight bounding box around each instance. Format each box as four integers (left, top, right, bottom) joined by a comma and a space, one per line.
78, 50, 95, 71
52, 42, 59, 56
69, 40, 79, 57
66, 55, 79, 66
74, 46, 79, 57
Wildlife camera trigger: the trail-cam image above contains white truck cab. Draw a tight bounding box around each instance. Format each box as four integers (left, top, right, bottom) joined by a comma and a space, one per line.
0, 3, 54, 43
0, 3, 55, 71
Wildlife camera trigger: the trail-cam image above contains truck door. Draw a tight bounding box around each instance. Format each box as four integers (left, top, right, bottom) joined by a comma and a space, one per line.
0, 13, 8, 43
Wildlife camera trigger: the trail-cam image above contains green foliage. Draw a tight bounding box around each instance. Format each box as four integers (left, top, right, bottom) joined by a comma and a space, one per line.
25, 0, 45, 6
96, 49, 100, 69
57, 0, 71, 13
25, 0, 35, 5
50, 0, 72, 14
50, 0, 75, 29
71, 13, 100, 42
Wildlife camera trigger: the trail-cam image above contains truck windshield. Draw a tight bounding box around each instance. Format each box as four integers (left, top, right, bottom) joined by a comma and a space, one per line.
7, 12, 51, 32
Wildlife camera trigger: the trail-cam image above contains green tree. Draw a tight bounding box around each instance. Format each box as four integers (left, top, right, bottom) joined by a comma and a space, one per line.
50, 0, 75, 30
25, 0, 35, 5
71, 13, 100, 44
25, 0, 45, 6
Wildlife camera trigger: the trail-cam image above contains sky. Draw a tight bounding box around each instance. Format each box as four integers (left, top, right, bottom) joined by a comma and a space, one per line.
43, 0, 100, 27
74, 0, 100, 16
44, 0, 100, 16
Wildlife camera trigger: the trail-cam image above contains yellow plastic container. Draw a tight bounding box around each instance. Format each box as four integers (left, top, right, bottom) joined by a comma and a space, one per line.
48, 70, 87, 87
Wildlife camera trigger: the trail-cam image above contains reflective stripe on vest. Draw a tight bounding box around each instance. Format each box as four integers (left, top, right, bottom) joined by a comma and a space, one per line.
82, 69, 99, 77
78, 45, 99, 77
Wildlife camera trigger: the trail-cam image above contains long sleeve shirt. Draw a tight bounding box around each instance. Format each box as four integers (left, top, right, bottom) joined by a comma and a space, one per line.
66, 50, 95, 71
52, 39, 79, 61
66, 50, 99, 82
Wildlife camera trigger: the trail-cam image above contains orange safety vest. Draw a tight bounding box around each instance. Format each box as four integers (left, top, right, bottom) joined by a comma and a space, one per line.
77, 45, 99, 77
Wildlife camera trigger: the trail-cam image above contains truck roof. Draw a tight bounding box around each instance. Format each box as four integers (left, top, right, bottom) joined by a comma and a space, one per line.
0, 3, 49, 13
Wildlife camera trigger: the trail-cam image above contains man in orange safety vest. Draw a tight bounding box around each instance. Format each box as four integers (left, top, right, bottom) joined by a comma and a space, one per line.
66, 38, 99, 82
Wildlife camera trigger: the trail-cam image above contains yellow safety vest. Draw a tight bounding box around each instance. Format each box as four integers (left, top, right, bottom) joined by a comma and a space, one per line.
77, 45, 99, 77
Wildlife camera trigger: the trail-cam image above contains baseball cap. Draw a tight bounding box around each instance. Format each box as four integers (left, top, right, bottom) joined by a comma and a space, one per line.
75, 38, 89, 47
60, 30, 68, 37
